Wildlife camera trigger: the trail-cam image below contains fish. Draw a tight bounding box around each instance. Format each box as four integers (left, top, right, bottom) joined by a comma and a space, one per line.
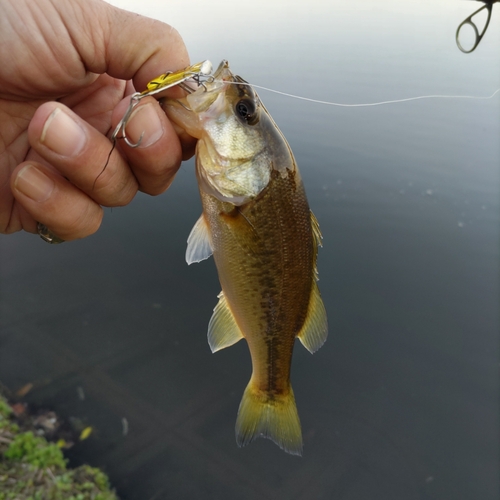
162, 61, 328, 456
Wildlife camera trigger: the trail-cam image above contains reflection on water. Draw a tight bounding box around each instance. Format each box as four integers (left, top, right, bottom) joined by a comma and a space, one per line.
1, 1, 498, 499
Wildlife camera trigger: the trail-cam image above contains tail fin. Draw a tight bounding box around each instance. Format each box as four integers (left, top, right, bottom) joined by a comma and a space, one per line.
235, 381, 303, 456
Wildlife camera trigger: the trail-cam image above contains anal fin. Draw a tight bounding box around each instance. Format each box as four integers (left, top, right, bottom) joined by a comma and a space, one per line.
297, 283, 328, 354
208, 292, 244, 353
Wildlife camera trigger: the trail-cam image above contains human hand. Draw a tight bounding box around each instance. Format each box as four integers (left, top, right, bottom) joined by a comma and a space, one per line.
0, 0, 196, 241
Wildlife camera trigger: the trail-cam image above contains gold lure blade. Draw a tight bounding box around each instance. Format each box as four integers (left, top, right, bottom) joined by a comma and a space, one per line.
142, 60, 212, 95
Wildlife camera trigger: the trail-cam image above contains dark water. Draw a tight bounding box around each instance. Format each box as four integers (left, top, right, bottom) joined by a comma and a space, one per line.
1, 1, 499, 499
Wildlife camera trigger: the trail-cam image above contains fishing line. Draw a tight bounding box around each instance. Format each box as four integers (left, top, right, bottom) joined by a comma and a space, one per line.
219, 80, 500, 107
101, 72, 498, 187
94, 140, 116, 190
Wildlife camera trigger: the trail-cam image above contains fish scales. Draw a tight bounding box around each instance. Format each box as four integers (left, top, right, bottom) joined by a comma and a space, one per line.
201, 167, 313, 395
162, 60, 328, 455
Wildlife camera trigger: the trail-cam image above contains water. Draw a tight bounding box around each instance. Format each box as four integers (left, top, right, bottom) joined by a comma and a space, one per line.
1, 1, 498, 499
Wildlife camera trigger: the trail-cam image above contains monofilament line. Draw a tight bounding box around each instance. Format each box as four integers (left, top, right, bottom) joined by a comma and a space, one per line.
220, 81, 500, 107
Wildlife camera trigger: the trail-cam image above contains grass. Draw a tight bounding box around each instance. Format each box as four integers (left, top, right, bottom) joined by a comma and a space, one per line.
0, 392, 118, 500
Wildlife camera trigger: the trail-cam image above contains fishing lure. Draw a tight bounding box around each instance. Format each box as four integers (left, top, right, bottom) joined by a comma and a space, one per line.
111, 60, 212, 147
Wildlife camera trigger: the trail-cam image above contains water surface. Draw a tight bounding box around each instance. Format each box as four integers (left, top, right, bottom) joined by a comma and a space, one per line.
1, 1, 498, 499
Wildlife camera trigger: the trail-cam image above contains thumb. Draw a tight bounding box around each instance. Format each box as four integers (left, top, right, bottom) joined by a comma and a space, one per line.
65, 0, 190, 91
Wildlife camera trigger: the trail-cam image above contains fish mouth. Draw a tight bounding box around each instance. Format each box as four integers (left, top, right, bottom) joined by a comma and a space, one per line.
184, 62, 235, 114
161, 61, 235, 138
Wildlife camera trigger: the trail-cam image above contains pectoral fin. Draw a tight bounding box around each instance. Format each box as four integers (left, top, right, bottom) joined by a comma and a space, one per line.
186, 214, 213, 265
297, 283, 328, 354
208, 292, 244, 353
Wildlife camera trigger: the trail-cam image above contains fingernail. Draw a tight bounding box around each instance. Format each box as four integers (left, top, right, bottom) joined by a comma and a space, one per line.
126, 103, 164, 148
15, 165, 55, 203
41, 108, 86, 157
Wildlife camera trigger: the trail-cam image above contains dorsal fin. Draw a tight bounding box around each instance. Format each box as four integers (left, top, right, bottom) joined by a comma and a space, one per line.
297, 283, 328, 353
311, 211, 323, 249
310, 211, 323, 281
186, 215, 213, 265
208, 292, 244, 353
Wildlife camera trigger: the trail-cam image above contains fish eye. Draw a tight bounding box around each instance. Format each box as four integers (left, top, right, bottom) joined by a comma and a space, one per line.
235, 99, 257, 124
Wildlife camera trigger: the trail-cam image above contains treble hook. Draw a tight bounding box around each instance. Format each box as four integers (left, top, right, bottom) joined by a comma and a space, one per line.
111, 93, 144, 148
456, 1, 496, 53
110, 60, 213, 147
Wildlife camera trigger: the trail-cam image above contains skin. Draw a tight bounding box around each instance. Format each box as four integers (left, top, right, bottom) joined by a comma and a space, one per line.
0, 0, 197, 241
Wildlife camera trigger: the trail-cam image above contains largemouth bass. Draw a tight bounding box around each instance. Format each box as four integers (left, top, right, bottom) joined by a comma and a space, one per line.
163, 61, 328, 456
